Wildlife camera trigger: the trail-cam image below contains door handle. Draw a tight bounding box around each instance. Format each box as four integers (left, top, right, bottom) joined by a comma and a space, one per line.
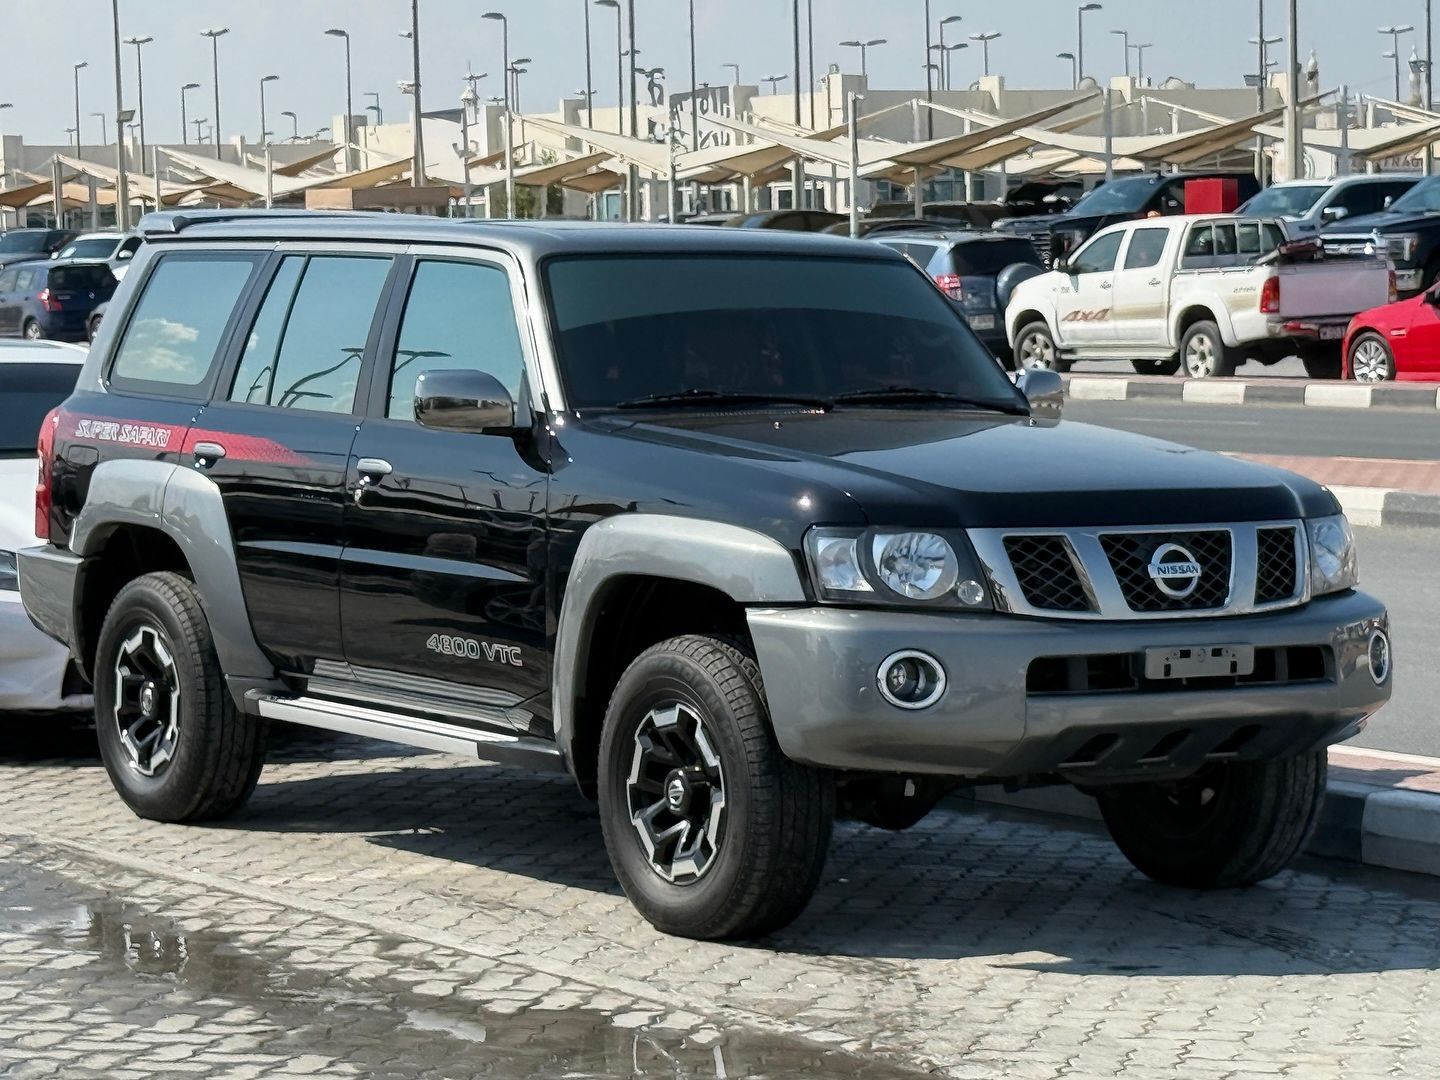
353, 457, 393, 505
192, 441, 226, 469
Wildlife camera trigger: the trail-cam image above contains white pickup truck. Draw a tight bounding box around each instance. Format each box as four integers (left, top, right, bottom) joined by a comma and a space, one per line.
1005, 214, 1395, 378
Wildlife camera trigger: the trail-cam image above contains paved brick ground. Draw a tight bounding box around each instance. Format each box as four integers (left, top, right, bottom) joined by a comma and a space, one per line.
4, 728, 1440, 1078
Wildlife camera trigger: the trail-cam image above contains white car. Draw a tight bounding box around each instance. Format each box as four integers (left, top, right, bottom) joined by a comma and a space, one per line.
53, 232, 143, 281
0, 340, 90, 715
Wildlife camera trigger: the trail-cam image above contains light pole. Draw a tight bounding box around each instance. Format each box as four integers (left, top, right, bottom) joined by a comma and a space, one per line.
923, 0, 933, 136
763, 73, 789, 94
970, 32, 1001, 77
596, 0, 622, 134
1283, 0, 1299, 180
200, 28, 229, 160
1110, 28, 1129, 78
482, 12, 514, 216
366, 91, 383, 126
806, 0, 816, 129
626, 0, 638, 220
281, 110, 299, 141
1426, 0, 1435, 175
409, 0, 424, 186
583, 0, 595, 129
1057, 51, 1077, 88
939, 16, 962, 90
1077, 3, 1102, 87
838, 39, 886, 79
459, 83, 477, 214
258, 75, 278, 146
92, 113, 107, 146
107, 0, 130, 231
1381, 25, 1416, 99
123, 36, 152, 167
509, 64, 530, 113
324, 29, 355, 170
72, 62, 88, 154
180, 83, 199, 144
1130, 42, 1152, 86
191, 118, 207, 143
687, 0, 698, 147
722, 62, 740, 83
942, 43, 968, 90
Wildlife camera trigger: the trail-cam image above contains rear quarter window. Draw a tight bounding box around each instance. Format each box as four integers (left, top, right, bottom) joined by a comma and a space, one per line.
108, 253, 261, 398
949, 240, 1044, 275
50, 265, 116, 290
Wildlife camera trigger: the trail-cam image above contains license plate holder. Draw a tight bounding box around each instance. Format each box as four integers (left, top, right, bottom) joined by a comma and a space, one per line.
1143, 644, 1255, 680
968, 314, 996, 330
1318, 324, 1345, 340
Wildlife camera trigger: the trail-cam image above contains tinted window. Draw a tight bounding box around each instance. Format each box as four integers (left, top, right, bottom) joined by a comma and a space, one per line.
237, 255, 390, 413
1262, 223, 1286, 250
1240, 184, 1327, 218
1070, 231, 1123, 274
1122, 228, 1169, 269
59, 237, 120, 260
13, 269, 35, 292
111, 256, 257, 390
50, 265, 115, 290
1183, 225, 1214, 258
1237, 222, 1262, 254
228, 257, 305, 405
0, 232, 50, 255
1331, 185, 1380, 215
1069, 175, 1165, 215
545, 255, 1020, 411
1213, 224, 1238, 256
387, 260, 525, 420
0, 362, 80, 454
949, 239, 1043, 275
0, 271, 15, 292
879, 241, 941, 268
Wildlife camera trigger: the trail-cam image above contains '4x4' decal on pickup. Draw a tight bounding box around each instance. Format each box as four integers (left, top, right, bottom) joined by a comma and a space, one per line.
1062, 309, 1111, 323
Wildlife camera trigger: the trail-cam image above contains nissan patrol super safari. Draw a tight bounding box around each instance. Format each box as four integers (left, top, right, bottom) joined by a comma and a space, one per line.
18, 211, 1391, 940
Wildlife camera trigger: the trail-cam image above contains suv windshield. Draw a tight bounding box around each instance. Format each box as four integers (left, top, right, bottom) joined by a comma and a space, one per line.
545, 255, 1022, 411
0, 232, 50, 254
1241, 184, 1329, 218
1386, 176, 1440, 213
1067, 176, 1165, 216
0, 362, 78, 454
58, 237, 119, 259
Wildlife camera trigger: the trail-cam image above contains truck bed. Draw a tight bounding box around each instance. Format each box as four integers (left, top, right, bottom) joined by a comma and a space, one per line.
1275, 260, 1391, 320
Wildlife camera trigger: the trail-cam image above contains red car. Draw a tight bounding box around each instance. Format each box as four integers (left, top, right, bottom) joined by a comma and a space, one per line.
1343, 287, 1440, 382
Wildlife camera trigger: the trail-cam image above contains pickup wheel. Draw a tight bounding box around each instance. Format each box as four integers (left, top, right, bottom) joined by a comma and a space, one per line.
1131, 357, 1181, 376
598, 635, 834, 940
1015, 321, 1070, 373
1178, 321, 1236, 379
1347, 332, 1396, 382
93, 571, 267, 823
1097, 751, 1326, 888
1299, 344, 1343, 380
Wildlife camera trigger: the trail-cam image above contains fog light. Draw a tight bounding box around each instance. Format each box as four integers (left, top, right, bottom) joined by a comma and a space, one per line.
957, 579, 986, 606
877, 650, 947, 710
1367, 629, 1391, 685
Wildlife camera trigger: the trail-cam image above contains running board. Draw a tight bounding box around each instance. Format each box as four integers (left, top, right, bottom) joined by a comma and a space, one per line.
250, 693, 568, 773
1062, 345, 1177, 361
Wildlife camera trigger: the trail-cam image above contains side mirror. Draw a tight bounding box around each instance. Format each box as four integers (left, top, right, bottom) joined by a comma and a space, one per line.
1383, 195, 1396, 209
116, 248, 134, 260
1014, 368, 1065, 419
414, 368, 518, 434
1321, 206, 1350, 222
1052, 254, 1071, 274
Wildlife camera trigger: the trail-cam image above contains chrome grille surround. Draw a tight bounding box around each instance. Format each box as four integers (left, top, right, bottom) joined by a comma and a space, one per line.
969, 520, 1309, 621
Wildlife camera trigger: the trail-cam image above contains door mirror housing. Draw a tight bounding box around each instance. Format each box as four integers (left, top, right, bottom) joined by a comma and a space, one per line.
1052, 254, 1071, 274
1321, 206, 1350, 222
414, 369, 518, 434
1013, 367, 1064, 419
116, 247, 134, 260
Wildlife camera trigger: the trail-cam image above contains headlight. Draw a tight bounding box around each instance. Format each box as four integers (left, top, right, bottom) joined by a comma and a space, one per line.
1384, 233, 1420, 264
0, 550, 17, 592
1307, 514, 1358, 596
804, 527, 990, 608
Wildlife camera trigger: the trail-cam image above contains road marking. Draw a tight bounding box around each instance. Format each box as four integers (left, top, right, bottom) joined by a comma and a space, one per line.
1181, 381, 1248, 404
1066, 378, 1127, 401
1305, 384, 1373, 409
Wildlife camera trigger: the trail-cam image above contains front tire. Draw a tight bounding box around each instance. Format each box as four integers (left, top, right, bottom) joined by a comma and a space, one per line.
1348, 331, 1396, 382
94, 571, 267, 823
1179, 321, 1236, 378
598, 635, 834, 940
1015, 321, 1070, 373
1097, 752, 1326, 888
22, 319, 43, 341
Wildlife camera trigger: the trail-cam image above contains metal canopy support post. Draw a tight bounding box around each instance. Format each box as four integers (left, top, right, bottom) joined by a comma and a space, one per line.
1338, 85, 1351, 176
848, 92, 862, 239
1428, 0, 1435, 176
1283, 0, 1301, 180
264, 144, 274, 208
50, 158, 64, 230
410, 0, 424, 187
627, 0, 638, 222
110, 0, 130, 232
1102, 87, 1114, 182
153, 146, 162, 208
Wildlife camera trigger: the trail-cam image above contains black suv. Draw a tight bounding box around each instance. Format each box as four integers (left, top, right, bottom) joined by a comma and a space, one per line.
1322, 174, 1440, 296
19, 211, 1390, 941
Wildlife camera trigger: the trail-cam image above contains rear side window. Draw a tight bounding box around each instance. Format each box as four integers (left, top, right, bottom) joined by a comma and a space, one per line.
950, 239, 1043, 274
50, 264, 115, 290
0, 271, 16, 292
110, 255, 259, 394
14, 269, 36, 292
0, 362, 80, 454
1122, 229, 1169, 269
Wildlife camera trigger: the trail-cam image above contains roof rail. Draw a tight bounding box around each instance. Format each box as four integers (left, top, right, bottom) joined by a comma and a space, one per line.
136, 209, 386, 238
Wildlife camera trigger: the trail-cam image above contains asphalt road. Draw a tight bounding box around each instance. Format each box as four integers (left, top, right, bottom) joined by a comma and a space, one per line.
1066, 399, 1440, 461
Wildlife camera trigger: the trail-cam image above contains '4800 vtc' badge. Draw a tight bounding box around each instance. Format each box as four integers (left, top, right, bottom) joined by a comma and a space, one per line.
426, 634, 523, 667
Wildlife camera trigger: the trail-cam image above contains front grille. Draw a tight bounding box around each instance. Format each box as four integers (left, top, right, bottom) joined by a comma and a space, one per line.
1099, 530, 1232, 612
1255, 526, 1300, 604
1002, 535, 1092, 612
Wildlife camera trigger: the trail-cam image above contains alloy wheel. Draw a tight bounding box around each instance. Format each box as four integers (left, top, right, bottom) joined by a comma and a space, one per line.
1184, 334, 1216, 378
23, 322, 41, 340
1351, 339, 1391, 382
626, 701, 727, 884
1019, 332, 1056, 370
112, 624, 181, 777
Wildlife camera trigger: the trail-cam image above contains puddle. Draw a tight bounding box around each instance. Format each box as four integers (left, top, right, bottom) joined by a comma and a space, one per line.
0, 854, 924, 1078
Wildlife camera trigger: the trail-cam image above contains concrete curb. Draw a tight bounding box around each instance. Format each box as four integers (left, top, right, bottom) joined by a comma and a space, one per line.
950, 748, 1440, 880
1328, 486, 1440, 529
1065, 375, 1440, 410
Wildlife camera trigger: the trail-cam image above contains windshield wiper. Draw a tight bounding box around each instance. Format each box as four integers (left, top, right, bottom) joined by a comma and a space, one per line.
831, 386, 1027, 414
615, 388, 831, 410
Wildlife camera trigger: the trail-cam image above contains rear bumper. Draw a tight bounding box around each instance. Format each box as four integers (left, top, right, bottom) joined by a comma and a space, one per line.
1263, 315, 1353, 342
16, 545, 81, 652
0, 590, 89, 713
747, 590, 1389, 781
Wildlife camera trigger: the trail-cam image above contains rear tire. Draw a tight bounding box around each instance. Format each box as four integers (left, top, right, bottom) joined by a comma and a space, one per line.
93, 572, 267, 823
1131, 357, 1182, 376
22, 319, 43, 341
598, 635, 834, 940
1347, 332, 1395, 382
1015, 321, 1070, 373
1097, 752, 1326, 888
1178, 320, 1235, 378
1299, 345, 1343, 380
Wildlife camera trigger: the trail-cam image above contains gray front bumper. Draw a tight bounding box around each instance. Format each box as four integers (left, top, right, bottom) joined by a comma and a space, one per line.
747, 590, 1390, 780
16, 545, 81, 652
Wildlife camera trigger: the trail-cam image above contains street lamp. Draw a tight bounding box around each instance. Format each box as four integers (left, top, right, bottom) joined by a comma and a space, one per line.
938, 16, 962, 90
200, 28, 229, 161
72, 62, 88, 154
325, 29, 355, 170
941, 43, 968, 91
407, 0, 423, 187
1057, 51, 1078, 88
1380, 25, 1416, 99
596, 0, 623, 134
1077, 3, 1102, 88
838, 38, 886, 79
123, 36, 153, 164
280, 110, 299, 141
91, 112, 107, 146
107, 0, 131, 231
366, 91, 383, 126
482, 11, 515, 217
1130, 42, 1152, 86
582, 0, 596, 129
180, 83, 200, 145
258, 75, 278, 147
509, 64, 531, 113
1110, 28, 1130, 78
969, 32, 1001, 77
763, 73, 789, 94
458, 83, 477, 213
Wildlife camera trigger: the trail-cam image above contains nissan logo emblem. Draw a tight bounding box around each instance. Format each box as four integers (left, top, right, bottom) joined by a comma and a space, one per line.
1147, 542, 1203, 599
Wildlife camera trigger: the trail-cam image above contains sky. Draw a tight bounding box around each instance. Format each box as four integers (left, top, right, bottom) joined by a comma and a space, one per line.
1, 0, 1428, 147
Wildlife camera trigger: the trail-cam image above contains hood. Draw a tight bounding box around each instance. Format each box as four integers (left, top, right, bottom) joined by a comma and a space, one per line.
0, 458, 39, 550
0, 252, 45, 268
1322, 209, 1438, 235
591, 412, 1335, 530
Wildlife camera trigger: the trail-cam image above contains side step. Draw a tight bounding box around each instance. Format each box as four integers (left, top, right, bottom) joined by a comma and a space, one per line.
250, 693, 568, 773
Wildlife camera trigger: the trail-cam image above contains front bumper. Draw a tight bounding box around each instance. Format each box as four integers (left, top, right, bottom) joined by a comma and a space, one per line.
0, 590, 89, 713
747, 590, 1389, 781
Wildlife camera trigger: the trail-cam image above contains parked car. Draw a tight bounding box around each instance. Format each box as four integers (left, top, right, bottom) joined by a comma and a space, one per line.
87, 301, 109, 344
998, 171, 1261, 265
19, 210, 1389, 941
820, 217, 957, 238
725, 209, 847, 231
1321, 175, 1440, 296
54, 231, 145, 280
0, 261, 118, 341
867, 201, 995, 229
0, 228, 76, 270
871, 231, 1044, 362
0, 340, 90, 717
1238, 175, 1420, 237
1006, 215, 1393, 378
1342, 285, 1440, 381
